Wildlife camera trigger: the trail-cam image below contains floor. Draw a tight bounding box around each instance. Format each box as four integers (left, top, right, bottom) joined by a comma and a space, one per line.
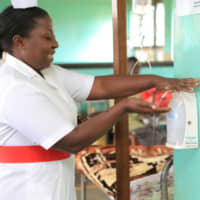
75, 169, 110, 200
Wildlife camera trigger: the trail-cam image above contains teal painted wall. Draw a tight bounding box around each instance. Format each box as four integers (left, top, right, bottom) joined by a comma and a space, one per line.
39, 0, 113, 63
0, 0, 10, 9
72, 65, 173, 77
140, 65, 173, 77
173, 2, 200, 200
72, 67, 113, 76
40, 0, 133, 63
163, 0, 173, 55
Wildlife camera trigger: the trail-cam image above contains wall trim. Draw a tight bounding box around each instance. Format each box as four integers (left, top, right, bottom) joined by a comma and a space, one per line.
57, 61, 173, 69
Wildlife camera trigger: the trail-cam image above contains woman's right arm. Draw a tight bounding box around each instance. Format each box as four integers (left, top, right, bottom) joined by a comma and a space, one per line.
53, 98, 170, 154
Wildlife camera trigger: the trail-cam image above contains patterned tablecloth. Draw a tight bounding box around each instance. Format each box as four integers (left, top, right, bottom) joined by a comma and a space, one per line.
76, 145, 173, 199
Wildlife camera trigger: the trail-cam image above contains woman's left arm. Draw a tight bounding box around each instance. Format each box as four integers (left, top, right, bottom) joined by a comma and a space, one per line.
87, 75, 199, 100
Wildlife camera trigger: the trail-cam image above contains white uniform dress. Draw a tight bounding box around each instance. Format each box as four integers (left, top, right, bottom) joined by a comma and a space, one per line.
0, 53, 94, 200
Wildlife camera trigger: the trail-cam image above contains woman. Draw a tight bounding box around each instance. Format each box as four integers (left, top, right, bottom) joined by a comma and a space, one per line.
0, 5, 198, 200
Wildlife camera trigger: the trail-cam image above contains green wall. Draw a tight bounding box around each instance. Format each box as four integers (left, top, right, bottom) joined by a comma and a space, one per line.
71, 65, 173, 77
173, 1, 200, 200
140, 65, 173, 77
39, 0, 113, 63
39, 0, 134, 64
163, 0, 173, 55
0, 0, 10, 10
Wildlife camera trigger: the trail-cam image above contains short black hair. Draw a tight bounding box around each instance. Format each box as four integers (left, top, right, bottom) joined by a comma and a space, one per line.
128, 56, 138, 62
0, 6, 49, 58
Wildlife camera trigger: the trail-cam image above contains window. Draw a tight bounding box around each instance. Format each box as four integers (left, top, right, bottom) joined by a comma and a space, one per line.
128, 0, 169, 62
130, 1, 165, 47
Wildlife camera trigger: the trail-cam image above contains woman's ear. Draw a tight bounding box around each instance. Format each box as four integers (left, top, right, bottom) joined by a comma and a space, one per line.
12, 34, 25, 49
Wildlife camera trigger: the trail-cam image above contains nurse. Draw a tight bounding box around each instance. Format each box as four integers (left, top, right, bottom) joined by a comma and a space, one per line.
0, 1, 199, 199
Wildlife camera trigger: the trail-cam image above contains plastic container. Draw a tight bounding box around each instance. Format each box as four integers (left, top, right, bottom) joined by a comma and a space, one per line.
166, 93, 186, 147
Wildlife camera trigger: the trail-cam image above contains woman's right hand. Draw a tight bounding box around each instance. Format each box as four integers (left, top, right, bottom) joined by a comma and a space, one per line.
53, 97, 170, 154
121, 97, 170, 115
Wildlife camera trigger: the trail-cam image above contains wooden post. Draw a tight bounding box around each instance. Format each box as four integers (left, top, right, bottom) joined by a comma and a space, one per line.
112, 0, 130, 200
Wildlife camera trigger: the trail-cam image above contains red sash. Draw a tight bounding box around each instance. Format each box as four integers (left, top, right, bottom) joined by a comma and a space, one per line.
0, 146, 70, 163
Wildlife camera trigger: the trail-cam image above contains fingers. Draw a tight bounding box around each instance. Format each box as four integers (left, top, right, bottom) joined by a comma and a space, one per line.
151, 105, 171, 112
125, 98, 170, 115
156, 78, 199, 92
176, 88, 195, 93
138, 100, 154, 108
135, 106, 170, 115
181, 78, 199, 83
139, 100, 170, 112
178, 78, 199, 88
175, 78, 199, 92
137, 102, 170, 114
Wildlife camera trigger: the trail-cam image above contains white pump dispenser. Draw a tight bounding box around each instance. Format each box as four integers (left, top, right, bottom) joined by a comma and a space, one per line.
166, 92, 198, 149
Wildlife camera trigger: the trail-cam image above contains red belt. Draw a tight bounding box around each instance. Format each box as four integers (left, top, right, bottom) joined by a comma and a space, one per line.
0, 146, 70, 163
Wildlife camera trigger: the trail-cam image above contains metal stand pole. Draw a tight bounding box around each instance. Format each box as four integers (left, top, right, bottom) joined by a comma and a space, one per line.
80, 173, 86, 200
160, 157, 173, 200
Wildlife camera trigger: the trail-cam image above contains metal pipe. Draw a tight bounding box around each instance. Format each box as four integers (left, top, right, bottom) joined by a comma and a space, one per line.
80, 173, 86, 200
160, 156, 173, 200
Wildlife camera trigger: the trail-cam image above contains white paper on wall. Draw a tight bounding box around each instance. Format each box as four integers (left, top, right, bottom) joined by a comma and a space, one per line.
176, 0, 200, 16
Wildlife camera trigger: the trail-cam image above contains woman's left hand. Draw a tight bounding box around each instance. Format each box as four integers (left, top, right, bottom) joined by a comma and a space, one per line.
155, 77, 199, 92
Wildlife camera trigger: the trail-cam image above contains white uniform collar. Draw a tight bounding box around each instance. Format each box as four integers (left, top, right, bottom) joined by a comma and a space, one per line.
5, 53, 44, 79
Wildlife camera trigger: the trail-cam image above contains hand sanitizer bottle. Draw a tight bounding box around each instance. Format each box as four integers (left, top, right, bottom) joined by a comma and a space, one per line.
167, 92, 185, 147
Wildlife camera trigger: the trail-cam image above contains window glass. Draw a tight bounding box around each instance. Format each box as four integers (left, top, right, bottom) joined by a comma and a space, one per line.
130, 2, 165, 47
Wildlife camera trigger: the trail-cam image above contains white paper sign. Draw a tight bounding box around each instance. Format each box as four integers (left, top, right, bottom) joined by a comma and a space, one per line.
176, 0, 200, 16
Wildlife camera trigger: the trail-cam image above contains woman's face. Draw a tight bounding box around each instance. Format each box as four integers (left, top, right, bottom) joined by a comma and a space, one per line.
20, 15, 58, 71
